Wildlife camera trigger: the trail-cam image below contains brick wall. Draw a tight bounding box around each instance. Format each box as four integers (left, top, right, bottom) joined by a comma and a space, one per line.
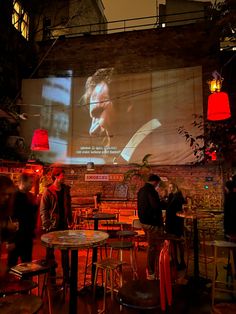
61, 163, 224, 234
63, 163, 224, 208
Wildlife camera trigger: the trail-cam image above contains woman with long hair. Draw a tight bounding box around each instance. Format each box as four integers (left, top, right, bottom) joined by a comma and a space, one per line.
165, 182, 186, 270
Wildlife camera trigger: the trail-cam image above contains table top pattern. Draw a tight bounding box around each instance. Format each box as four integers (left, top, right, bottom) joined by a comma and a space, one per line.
41, 230, 109, 250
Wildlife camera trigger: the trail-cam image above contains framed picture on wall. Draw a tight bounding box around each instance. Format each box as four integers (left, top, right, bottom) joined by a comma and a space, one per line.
114, 183, 128, 199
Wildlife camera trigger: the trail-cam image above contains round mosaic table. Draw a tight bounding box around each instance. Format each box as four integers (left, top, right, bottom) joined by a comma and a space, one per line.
41, 230, 109, 314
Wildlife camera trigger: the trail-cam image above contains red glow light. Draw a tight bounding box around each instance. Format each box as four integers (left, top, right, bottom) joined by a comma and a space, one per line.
31, 129, 49, 151
207, 92, 231, 121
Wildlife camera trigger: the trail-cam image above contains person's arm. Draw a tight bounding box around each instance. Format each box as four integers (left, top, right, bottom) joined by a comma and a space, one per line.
39, 189, 51, 231
66, 186, 73, 226
148, 190, 163, 224
148, 190, 161, 211
0, 220, 18, 233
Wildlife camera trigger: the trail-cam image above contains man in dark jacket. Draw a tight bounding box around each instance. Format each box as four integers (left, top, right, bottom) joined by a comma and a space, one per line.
40, 167, 72, 282
7, 173, 37, 268
138, 174, 163, 280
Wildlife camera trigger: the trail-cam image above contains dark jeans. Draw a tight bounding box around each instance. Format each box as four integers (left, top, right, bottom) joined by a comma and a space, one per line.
7, 238, 33, 268
141, 223, 164, 275
46, 247, 70, 283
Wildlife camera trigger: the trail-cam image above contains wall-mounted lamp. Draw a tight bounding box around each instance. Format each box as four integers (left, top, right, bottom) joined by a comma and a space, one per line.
207, 71, 231, 121
31, 129, 49, 151
208, 77, 223, 93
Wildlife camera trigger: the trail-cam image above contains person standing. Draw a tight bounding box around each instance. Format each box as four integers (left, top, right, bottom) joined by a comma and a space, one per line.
137, 174, 164, 280
223, 179, 236, 236
0, 175, 18, 274
223, 179, 236, 274
40, 167, 72, 282
165, 182, 186, 270
7, 173, 37, 268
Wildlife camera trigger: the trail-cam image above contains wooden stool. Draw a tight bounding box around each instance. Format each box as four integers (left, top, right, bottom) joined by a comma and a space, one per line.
117, 279, 160, 311
0, 294, 43, 314
93, 258, 124, 313
211, 240, 236, 307
109, 241, 138, 279
116, 230, 138, 239
0, 273, 37, 296
83, 245, 107, 289
10, 260, 52, 314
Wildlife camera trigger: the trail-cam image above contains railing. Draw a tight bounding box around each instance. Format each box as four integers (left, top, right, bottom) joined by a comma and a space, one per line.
44, 9, 208, 40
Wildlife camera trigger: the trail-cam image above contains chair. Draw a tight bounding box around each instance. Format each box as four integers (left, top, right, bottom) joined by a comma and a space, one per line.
159, 240, 173, 311
211, 240, 236, 307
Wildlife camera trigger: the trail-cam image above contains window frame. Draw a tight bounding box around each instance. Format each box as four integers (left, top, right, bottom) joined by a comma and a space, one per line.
12, 0, 29, 40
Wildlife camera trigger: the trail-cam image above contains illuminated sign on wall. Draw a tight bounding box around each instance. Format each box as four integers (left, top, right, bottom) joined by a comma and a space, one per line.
85, 174, 124, 182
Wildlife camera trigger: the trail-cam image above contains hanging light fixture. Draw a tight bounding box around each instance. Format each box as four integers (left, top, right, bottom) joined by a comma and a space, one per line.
207, 71, 231, 121
31, 129, 49, 151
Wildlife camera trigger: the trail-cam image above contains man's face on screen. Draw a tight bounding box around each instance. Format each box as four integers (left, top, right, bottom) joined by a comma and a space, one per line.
89, 81, 114, 141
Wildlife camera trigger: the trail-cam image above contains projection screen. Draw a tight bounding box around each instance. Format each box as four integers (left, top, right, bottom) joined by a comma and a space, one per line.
21, 65, 203, 165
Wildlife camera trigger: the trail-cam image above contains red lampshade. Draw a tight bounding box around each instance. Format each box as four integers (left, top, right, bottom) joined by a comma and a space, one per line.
31, 129, 49, 151
207, 92, 231, 121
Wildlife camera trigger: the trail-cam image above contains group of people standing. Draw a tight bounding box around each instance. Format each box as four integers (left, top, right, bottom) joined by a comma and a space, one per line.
1, 168, 236, 283
0, 167, 73, 281
137, 174, 186, 280
138, 173, 236, 281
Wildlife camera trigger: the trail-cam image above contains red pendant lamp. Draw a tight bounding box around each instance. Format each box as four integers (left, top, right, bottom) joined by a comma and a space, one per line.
207, 75, 231, 121
207, 91, 231, 121
31, 129, 49, 151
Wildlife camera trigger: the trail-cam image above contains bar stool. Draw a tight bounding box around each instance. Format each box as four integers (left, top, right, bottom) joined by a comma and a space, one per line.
10, 259, 52, 314
211, 240, 236, 307
93, 257, 124, 313
0, 273, 37, 297
0, 294, 43, 314
116, 230, 138, 240
117, 279, 160, 311
82, 244, 108, 289
109, 238, 138, 279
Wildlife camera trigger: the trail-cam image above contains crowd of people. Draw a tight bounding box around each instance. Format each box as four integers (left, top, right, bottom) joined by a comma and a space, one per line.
1, 168, 236, 284
0, 167, 73, 283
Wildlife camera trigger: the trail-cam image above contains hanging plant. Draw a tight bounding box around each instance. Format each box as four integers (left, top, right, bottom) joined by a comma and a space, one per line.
124, 154, 152, 182
178, 114, 236, 164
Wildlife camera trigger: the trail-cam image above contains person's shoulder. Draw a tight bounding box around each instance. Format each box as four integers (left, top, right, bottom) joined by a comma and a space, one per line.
42, 184, 53, 194
61, 184, 71, 194
62, 183, 70, 190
